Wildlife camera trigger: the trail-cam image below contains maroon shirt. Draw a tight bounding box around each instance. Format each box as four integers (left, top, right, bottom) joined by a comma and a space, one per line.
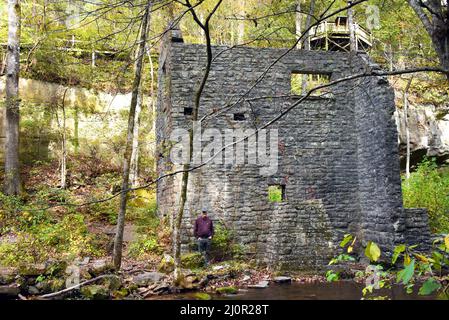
194, 215, 214, 238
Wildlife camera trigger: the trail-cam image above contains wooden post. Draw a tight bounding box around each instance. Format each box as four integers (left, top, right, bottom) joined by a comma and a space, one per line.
91, 50, 96, 68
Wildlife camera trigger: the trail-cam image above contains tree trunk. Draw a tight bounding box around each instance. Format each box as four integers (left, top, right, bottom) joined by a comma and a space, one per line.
129, 92, 142, 188
146, 47, 157, 172
404, 77, 413, 180
408, 0, 449, 79
295, 1, 302, 49
4, 0, 21, 196
173, 0, 223, 282
112, 1, 152, 270
73, 105, 79, 154
301, 0, 315, 93
347, 0, 357, 52
60, 89, 68, 189
237, 1, 245, 43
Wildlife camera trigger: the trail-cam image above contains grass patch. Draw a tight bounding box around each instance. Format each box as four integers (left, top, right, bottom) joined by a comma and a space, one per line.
402, 158, 449, 233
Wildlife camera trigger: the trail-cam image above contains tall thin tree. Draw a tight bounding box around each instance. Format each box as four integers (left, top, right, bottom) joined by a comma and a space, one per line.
404, 77, 413, 180
4, 0, 22, 196
112, 0, 153, 270
173, 0, 223, 282
347, 0, 357, 52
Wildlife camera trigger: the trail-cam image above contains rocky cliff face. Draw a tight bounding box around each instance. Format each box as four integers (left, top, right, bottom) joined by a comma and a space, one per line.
395, 104, 449, 169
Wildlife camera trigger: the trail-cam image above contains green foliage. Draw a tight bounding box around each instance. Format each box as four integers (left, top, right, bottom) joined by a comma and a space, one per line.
397, 259, 415, 285
402, 158, 449, 232
419, 278, 442, 295
328, 234, 449, 299
216, 286, 238, 294
268, 185, 283, 203
210, 223, 245, 261
127, 192, 169, 259
128, 235, 161, 258
325, 270, 339, 282
0, 213, 105, 266
365, 241, 381, 262
194, 292, 212, 300
328, 254, 355, 265
181, 252, 205, 269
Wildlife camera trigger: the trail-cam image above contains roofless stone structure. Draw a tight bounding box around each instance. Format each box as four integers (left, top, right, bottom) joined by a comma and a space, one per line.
155, 31, 430, 270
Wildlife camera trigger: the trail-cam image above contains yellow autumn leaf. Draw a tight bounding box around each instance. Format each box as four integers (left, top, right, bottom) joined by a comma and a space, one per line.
347, 246, 353, 253
404, 253, 411, 266
444, 235, 449, 250
365, 241, 381, 262
414, 253, 429, 263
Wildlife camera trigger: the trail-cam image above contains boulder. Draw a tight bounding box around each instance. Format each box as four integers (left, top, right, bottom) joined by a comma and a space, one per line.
35, 278, 65, 294
0, 284, 20, 298
132, 272, 165, 287
101, 275, 122, 291
45, 260, 68, 277
181, 252, 205, 269
0, 267, 17, 285
194, 292, 211, 300
88, 259, 113, 276
272, 276, 292, 283
18, 264, 47, 277
158, 254, 174, 274
248, 280, 269, 289
178, 274, 200, 290
80, 284, 110, 300
216, 286, 238, 294
27, 286, 40, 295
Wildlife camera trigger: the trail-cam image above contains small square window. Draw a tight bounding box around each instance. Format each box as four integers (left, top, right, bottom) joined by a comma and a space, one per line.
184, 107, 193, 115
291, 72, 331, 96
234, 113, 246, 121
268, 185, 286, 202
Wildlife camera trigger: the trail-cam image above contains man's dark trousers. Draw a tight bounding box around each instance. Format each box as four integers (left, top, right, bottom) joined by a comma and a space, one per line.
198, 238, 211, 265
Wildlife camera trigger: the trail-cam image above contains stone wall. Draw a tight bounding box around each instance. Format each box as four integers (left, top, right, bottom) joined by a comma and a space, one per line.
156, 34, 431, 269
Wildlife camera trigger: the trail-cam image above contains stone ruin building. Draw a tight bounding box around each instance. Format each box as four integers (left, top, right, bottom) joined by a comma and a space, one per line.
155, 30, 431, 270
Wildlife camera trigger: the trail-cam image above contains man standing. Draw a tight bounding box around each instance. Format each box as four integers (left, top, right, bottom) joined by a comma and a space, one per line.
194, 208, 214, 265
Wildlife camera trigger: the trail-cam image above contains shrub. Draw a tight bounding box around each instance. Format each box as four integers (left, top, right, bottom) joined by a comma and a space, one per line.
402, 158, 449, 233
210, 223, 245, 261
0, 213, 105, 266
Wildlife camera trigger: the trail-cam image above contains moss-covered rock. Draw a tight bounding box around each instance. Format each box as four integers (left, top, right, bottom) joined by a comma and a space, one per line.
194, 292, 211, 300
158, 254, 174, 274
80, 284, 110, 300
0, 267, 17, 285
181, 252, 205, 269
216, 286, 238, 294
100, 275, 122, 291
112, 288, 129, 299
45, 260, 68, 277
88, 259, 114, 277
49, 278, 65, 292
18, 264, 47, 277
176, 274, 200, 290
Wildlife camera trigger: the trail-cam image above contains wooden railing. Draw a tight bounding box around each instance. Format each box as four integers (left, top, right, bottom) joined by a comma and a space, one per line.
309, 21, 373, 47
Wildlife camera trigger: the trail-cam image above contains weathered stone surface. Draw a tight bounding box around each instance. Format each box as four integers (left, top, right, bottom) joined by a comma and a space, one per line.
27, 286, 40, 295
248, 281, 269, 289
0, 267, 17, 285
272, 276, 292, 283
156, 33, 431, 270
158, 254, 175, 274
88, 259, 112, 276
395, 104, 449, 166
80, 284, 110, 300
132, 272, 165, 287
18, 264, 47, 276
0, 284, 20, 298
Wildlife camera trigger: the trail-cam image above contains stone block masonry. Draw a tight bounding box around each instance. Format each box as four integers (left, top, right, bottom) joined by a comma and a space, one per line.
155, 32, 431, 270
